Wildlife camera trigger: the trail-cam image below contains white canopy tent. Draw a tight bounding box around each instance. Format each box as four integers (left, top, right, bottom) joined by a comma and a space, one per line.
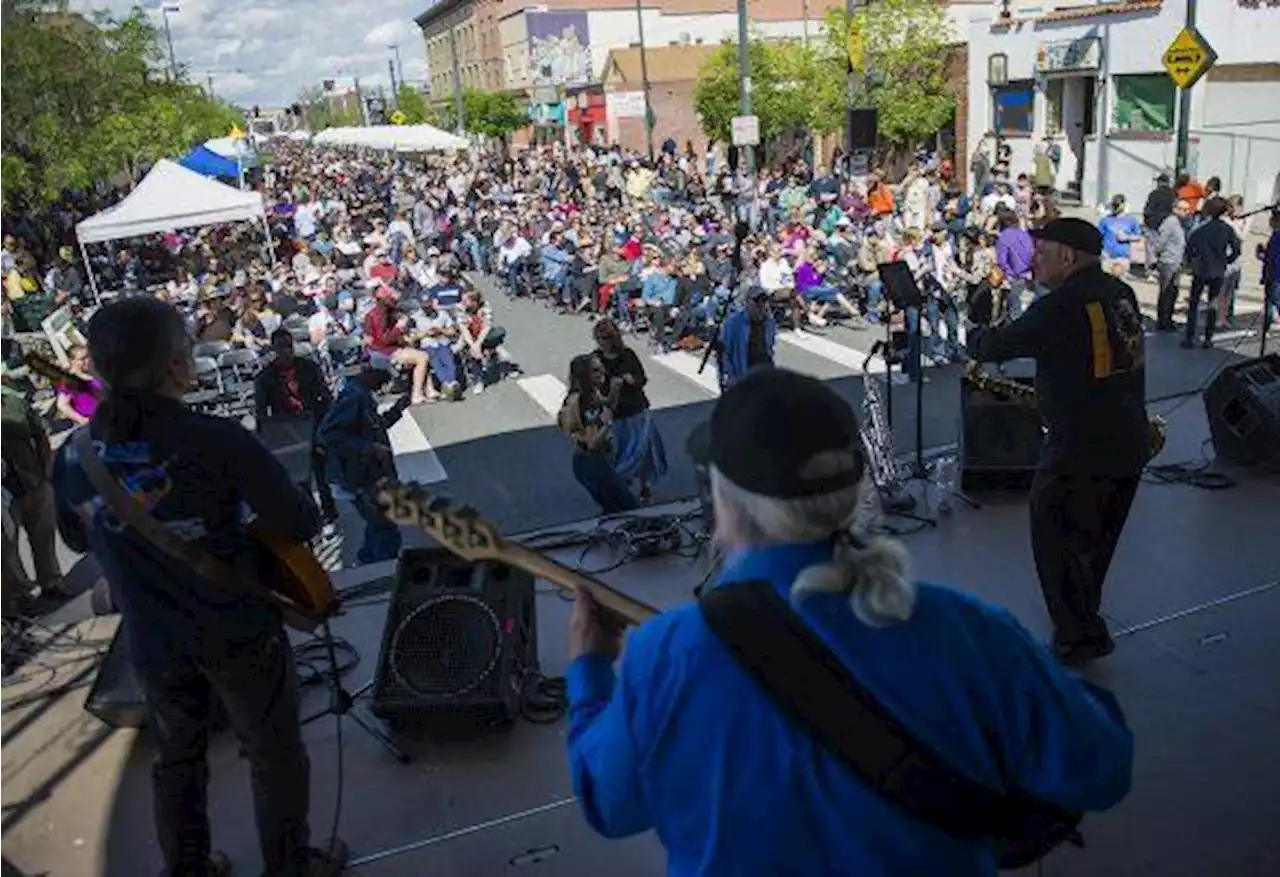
311, 124, 469, 152
74, 159, 272, 301
204, 136, 258, 163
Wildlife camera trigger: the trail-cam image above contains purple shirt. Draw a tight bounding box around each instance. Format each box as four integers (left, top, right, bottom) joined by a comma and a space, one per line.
57, 377, 102, 419
996, 227, 1035, 280
794, 262, 824, 292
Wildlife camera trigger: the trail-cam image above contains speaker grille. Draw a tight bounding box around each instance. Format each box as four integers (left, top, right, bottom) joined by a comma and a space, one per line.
389, 594, 502, 700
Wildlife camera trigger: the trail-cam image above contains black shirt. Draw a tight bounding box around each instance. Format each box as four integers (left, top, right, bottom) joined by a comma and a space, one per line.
1142, 185, 1175, 230
976, 263, 1149, 476
598, 346, 649, 419
747, 317, 773, 369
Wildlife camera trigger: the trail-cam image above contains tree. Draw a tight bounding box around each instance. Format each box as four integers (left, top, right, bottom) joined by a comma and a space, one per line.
1, 0, 242, 210
693, 39, 844, 148
395, 85, 437, 126
825, 0, 957, 150
439, 89, 527, 140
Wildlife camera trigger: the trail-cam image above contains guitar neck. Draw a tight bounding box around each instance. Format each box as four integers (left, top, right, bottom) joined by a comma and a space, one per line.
501, 541, 659, 626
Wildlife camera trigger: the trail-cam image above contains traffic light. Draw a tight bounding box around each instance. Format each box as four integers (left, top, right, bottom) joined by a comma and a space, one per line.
253, 104, 260, 117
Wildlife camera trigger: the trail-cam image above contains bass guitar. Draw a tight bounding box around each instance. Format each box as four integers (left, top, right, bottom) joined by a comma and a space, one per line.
377, 482, 660, 626
22, 349, 96, 394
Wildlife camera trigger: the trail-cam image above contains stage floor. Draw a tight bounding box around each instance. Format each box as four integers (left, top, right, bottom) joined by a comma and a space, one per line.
3, 394, 1278, 877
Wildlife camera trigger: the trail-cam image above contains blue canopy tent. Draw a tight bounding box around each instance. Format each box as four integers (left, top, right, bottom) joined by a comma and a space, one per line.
178, 145, 241, 180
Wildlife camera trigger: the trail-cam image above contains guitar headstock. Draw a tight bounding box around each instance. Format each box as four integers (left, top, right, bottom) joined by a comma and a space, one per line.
377, 482, 504, 562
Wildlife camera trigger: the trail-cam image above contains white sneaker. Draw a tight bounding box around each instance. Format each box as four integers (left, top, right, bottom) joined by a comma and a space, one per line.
473, 383, 485, 396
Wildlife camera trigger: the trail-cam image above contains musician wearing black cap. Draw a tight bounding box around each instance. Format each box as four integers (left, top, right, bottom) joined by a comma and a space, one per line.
564, 368, 1132, 871
975, 217, 1149, 666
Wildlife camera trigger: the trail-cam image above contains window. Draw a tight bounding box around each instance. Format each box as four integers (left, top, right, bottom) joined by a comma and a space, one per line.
1044, 79, 1064, 137
1113, 74, 1176, 133
992, 80, 1034, 135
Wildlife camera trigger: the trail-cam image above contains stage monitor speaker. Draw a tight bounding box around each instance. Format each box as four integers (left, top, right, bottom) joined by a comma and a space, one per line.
85, 628, 149, 730
959, 372, 1043, 490
847, 108, 878, 152
1203, 353, 1280, 468
370, 549, 538, 729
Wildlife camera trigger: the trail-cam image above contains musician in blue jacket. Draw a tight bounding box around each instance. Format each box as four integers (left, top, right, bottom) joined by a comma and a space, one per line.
718, 286, 776, 388
564, 368, 1133, 876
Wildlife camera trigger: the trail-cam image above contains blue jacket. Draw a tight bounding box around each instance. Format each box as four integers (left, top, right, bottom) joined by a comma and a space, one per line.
541, 244, 569, 285
719, 307, 776, 385
566, 541, 1133, 876
642, 271, 678, 306
316, 378, 392, 491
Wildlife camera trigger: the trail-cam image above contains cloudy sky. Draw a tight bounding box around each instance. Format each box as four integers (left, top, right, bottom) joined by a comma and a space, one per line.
75, 0, 433, 106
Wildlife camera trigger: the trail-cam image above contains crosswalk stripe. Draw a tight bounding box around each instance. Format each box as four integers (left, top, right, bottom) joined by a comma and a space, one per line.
518, 374, 569, 418
650, 350, 722, 394
780, 330, 886, 374
387, 409, 447, 485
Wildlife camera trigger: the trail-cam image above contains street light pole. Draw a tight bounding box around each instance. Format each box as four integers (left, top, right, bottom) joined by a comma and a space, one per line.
161, 5, 180, 81
633, 0, 655, 159
390, 43, 405, 92
735, 0, 753, 177
1174, 0, 1197, 177
448, 25, 466, 134
207, 73, 215, 100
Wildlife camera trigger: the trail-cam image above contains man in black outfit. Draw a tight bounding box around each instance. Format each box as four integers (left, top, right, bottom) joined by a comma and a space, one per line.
976, 218, 1149, 666
255, 328, 338, 528
1141, 170, 1176, 279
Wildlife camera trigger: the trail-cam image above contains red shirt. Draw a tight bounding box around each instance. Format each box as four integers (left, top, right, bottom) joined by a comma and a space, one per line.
621, 238, 643, 261
363, 303, 404, 354
369, 261, 397, 283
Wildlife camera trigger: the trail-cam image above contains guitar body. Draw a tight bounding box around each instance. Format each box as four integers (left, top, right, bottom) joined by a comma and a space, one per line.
248, 521, 340, 630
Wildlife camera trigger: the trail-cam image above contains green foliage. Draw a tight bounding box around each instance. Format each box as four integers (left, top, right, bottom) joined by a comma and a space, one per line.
395, 85, 437, 126
693, 39, 845, 146
824, 0, 957, 148
1, 0, 245, 210
299, 86, 362, 130
438, 89, 527, 139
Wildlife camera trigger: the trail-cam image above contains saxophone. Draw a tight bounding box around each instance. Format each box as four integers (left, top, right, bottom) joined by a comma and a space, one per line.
860, 343, 914, 510
963, 361, 1167, 461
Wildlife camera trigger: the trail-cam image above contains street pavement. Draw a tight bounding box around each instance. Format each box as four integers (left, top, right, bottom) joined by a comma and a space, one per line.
384, 270, 1273, 537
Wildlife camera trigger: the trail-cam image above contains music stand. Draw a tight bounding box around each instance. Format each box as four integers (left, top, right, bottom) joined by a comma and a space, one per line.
876, 262, 957, 518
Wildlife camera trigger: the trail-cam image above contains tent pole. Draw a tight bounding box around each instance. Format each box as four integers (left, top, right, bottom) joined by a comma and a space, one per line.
78, 239, 102, 305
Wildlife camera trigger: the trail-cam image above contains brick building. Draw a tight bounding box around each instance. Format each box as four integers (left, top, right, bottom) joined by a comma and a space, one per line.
600, 43, 720, 156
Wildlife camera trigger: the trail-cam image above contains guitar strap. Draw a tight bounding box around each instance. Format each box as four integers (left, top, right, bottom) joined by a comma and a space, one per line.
72, 429, 249, 599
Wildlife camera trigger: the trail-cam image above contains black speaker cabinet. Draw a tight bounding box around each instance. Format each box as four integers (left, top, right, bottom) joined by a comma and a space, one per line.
85, 627, 150, 730
370, 549, 538, 728
1204, 354, 1280, 468
847, 107, 878, 152
959, 374, 1044, 490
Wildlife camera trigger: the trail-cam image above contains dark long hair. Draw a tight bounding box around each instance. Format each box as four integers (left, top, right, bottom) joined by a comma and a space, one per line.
88, 297, 191, 442
566, 353, 599, 409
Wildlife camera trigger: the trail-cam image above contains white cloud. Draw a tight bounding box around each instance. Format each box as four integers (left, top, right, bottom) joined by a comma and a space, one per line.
71, 0, 430, 105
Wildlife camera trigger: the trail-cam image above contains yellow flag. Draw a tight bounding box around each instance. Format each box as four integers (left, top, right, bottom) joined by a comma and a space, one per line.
229, 124, 245, 139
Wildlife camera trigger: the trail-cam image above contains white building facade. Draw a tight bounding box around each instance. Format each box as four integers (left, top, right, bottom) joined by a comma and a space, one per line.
966, 0, 1280, 210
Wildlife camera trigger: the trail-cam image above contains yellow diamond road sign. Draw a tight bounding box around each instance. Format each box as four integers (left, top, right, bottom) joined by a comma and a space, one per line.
1162, 26, 1218, 90
390, 109, 407, 125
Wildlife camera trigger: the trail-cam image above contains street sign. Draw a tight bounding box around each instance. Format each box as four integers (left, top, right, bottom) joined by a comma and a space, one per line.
846, 24, 865, 71
1162, 26, 1218, 90
731, 114, 759, 147
389, 109, 407, 125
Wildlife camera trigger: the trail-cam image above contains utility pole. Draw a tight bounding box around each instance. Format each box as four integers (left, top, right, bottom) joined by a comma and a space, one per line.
1174, 0, 1197, 177
354, 75, 368, 126
206, 73, 215, 100
161, 5, 180, 81
735, 0, 753, 177
844, 0, 863, 173
803, 0, 811, 46
390, 44, 405, 92
633, 0, 655, 159
389, 59, 399, 107
448, 25, 466, 134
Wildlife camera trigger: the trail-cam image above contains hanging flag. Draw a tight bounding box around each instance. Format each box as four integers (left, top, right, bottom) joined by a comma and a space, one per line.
229, 124, 246, 139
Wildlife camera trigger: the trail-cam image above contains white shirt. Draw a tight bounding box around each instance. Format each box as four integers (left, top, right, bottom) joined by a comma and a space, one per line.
759, 257, 794, 292
498, 237, 532, 268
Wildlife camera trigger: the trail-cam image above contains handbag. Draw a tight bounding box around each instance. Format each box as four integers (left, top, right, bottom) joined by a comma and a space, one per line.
698, 580, 1084, 870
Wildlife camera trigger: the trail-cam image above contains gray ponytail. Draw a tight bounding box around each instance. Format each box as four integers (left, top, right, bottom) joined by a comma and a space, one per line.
710, 466, 916, 627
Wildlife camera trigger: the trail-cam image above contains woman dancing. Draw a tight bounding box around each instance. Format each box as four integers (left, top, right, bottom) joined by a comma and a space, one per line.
557, 354, 637, 514
591, 318, 667, 502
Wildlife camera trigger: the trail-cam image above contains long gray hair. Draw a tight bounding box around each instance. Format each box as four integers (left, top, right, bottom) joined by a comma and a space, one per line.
711, 466, 916, 626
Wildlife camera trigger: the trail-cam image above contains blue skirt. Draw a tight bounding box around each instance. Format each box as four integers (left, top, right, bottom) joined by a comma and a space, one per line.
612, 410, 668, 486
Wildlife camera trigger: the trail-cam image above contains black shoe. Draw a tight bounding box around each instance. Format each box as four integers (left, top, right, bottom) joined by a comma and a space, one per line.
1201, 338, 1213, 349
160, 851, 233, 877
303, 839, 350, 877
1054, 635, 1116, 668
1179, 338, 1195, 349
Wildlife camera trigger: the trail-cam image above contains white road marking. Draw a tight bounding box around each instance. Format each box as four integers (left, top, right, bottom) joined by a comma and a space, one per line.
387, 408, 447, 485
781, 330, 887, 373
649, 350, 721, 394
517, 373, 569, 418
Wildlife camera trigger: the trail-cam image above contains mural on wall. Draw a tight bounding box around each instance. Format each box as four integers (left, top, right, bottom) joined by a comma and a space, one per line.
528, 11, 592, 88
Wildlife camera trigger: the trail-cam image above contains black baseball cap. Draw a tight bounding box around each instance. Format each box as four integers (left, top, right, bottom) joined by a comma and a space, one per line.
1029, 217, 1103, 256
709, 368, 864, 500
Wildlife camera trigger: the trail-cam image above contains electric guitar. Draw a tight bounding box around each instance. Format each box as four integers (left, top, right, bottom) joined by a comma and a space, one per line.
22, 350, 96, 393
377, 482, 660, 626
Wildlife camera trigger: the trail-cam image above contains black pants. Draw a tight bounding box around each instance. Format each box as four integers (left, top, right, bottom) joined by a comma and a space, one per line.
1184, 275, 1223, 344
1155, 264, 1181, 330
1028, 472, 1140, 646
137, 627, 312, 877
311, 444, 338, 524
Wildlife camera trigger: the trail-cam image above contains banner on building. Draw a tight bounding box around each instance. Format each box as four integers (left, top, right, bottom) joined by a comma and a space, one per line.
606, 91, 647, 119
528, 11, 593, 88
